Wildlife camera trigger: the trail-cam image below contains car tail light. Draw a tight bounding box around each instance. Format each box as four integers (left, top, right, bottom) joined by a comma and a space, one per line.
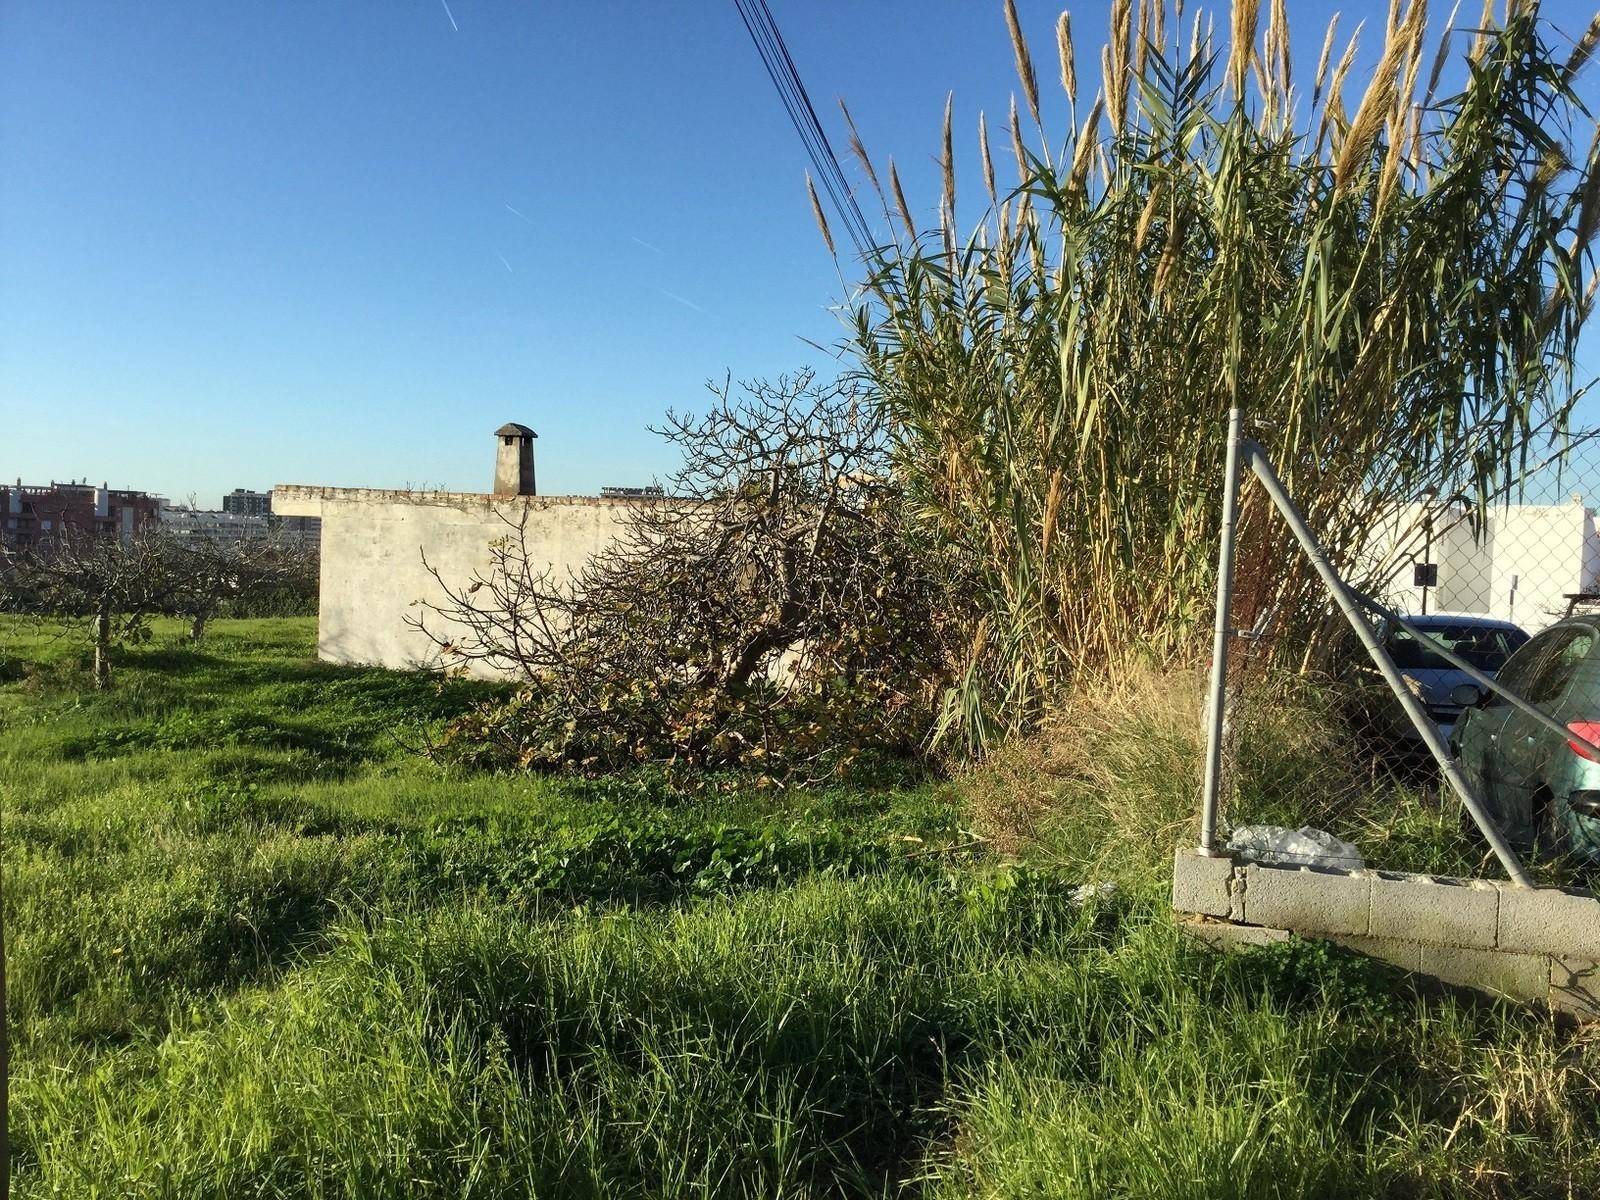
1567, 721, 1600, 761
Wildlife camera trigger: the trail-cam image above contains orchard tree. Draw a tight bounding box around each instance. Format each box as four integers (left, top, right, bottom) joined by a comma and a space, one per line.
159, 535, 317, 641
0, 530, 170, 688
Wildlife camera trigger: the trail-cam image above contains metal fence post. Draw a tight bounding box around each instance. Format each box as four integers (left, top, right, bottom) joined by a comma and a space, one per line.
1199, 407, 1243, 855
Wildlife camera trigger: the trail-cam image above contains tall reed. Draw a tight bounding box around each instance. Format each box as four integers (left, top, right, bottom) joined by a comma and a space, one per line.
840, 2, 1600, 750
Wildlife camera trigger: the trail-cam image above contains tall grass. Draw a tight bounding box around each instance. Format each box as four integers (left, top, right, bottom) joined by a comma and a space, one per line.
840, 1, 1600, 748
12, 619, 1600, 1196
954, 657, 1596, 887
959, 661, 1366, 880
23, 881, 1600, 1198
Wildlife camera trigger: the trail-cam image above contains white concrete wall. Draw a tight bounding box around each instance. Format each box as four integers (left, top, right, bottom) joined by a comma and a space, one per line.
273, 485, 637, 677
1435, 516, 1494, 614
1363, 500, 1494, 614
1364, 500, 1431, 611
1490, 504, 1592, 631
1363, 499, 1599, 632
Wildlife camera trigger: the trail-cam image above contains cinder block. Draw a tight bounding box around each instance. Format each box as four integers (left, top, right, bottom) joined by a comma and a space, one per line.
1549, 958, 1600, 1018
1241, 862, 1371, 936
1497, 886, 1600, 959
1327, 933, 1423, 973
1419, 944, 1550, 1003
1368, 872, 1500, 950
1171, 847, 1235, 918
1179, 918, 1289, 951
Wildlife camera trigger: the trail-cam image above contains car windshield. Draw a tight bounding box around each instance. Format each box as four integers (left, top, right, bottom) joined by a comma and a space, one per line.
1387, 623, 1529, 671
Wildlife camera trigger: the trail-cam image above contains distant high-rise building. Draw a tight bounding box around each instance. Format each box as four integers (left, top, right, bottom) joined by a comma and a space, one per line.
222, 488, 272, 517
1, 479, 160, 548
159, 501, 321, 549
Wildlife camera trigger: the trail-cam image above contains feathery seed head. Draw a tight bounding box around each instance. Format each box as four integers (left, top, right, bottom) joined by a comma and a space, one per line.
1313, 14, 1340, 101
979, 111, 998, 204
1226, 0, 1263, 97
805, 172, 836, 258
1010, 94, 1030, 183
1004, 0, 1043, 125
888, 158, 916, 241
1057, 11, 1078, 105
941, 92, 956, 229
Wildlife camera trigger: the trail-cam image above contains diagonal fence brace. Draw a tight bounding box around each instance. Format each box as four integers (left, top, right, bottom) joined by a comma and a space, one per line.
1198, 410, 1534, 889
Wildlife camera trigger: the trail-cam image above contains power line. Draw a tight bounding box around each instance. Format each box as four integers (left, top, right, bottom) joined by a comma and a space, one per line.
731, 0, 874, 259
732, 0, 856, 247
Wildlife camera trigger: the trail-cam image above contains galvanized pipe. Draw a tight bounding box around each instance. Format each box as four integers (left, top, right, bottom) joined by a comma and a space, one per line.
1198, 407, 1243, 855
1240, 442, 1533, 887
1352, 591, 1600, 760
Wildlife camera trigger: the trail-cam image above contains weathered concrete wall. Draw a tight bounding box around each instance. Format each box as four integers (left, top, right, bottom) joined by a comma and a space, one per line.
273, 484, 640, 677
1173, 848, 1600, 1016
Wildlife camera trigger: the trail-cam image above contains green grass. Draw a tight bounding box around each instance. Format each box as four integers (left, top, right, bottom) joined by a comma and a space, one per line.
7, 618, 1600, 1196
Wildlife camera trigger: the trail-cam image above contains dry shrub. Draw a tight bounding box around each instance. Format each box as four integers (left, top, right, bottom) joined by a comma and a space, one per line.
961, 661, 1203, 876
960, 661, 1369, 883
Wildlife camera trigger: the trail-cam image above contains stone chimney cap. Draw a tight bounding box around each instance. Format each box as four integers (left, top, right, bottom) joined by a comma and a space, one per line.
495, 422, 537, 439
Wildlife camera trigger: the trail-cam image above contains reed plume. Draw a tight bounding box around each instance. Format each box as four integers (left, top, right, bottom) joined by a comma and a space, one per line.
1225, 0, 1261, 96
1004, 0, 1042, 125
1057, 11, 1078, 107
805, 172, 835, 257
1010, 95, 1029, 182
837, 99, 882, 205
980, 111, 997, 205
888, 158, 915, 241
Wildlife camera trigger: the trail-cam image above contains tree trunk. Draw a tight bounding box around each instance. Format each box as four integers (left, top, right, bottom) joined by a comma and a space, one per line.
191, 612, 207, 642
93, 604, 111, 689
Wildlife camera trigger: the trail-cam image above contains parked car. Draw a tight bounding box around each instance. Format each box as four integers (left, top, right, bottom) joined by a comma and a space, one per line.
1376, 613, 1528, 741
1453, 616, 1600, 859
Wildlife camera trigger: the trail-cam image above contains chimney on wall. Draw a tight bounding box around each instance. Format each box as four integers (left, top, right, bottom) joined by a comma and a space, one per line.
493, 423, 538, 496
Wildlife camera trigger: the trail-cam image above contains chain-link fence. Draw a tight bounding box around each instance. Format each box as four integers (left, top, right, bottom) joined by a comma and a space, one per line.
1364, 431, 1600, 636
1202, 418, 1600, 890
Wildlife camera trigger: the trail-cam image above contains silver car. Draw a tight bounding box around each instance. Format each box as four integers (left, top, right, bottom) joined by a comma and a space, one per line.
1452, 617, 1600, 857
1378, 613, 1529, 740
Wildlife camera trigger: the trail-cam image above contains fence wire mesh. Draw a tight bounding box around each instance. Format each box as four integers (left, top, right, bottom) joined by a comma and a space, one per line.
1366, 430, 1600, 636
1212, 426, 1600, 888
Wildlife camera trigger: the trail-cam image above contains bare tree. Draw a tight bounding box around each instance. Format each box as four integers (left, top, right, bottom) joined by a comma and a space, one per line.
159, 535, 317, 641
0, 530, 171, 688
411, 373, 954, 775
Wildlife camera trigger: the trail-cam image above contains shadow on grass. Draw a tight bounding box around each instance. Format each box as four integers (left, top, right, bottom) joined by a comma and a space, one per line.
383, 898, 1461, 1197
10, 835, 413, 1052
116, 640, 500, 709
58, 713, 378, 764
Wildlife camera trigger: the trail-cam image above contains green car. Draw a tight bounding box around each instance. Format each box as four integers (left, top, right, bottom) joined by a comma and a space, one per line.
1453, 617, 1600, 860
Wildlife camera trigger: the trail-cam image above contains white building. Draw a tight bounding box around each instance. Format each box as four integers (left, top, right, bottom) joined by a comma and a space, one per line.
273, 422, 640, 677
159, 504, 272, 543
158, 502, 321, 548
1370, 497, 1600, 632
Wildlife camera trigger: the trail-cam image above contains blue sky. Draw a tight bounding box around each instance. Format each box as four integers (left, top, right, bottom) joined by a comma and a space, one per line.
3, 1, 1598, 504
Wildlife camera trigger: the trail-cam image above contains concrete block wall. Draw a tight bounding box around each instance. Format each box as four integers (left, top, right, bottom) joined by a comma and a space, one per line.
1173, 848, 1600, 1016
